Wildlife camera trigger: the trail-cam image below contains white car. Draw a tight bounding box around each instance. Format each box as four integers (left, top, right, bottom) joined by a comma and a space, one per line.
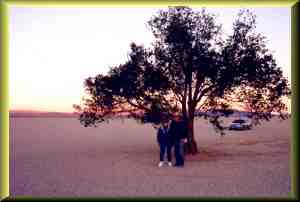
229, 119, 252, 130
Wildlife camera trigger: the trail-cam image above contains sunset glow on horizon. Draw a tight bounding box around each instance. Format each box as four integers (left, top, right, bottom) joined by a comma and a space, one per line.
9, 7, 291, 112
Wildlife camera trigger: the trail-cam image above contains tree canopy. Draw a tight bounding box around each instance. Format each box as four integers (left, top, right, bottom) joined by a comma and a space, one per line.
74, 7, 290, 152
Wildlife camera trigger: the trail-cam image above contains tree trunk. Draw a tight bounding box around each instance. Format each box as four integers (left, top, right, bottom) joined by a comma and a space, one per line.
184, 117, 198, 155
182, 84, 188, 119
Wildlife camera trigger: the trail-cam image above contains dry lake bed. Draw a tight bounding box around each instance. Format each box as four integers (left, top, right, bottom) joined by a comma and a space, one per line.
9, 117, 292, 197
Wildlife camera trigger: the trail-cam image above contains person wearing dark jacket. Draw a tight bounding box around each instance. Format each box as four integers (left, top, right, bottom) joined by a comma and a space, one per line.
157, 121, 173, 167
168, 113, 188, 167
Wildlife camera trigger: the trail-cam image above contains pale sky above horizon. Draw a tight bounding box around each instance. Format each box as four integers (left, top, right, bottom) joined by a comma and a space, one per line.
9, 6, 291, 112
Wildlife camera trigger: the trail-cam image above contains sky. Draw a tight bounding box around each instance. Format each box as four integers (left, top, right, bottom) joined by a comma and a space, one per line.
9, 7, 291, 112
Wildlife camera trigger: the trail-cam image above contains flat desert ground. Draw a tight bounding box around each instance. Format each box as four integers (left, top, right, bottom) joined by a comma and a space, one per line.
10, 117, 292, 197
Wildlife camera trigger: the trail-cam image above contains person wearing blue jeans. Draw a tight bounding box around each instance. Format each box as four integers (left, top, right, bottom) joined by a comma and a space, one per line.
174, 140, 185, 166
168, 113, 188, 167
157, 121, 173, 167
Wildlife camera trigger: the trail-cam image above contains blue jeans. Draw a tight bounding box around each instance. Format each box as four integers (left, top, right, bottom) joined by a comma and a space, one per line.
174, 141, 185, 166
159, 142, 172, 162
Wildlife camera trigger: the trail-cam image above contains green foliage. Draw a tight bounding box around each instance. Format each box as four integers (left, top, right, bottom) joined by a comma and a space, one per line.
74, 7, 291, 136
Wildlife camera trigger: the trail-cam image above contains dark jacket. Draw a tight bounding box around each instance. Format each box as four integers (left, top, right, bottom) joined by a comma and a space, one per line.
157, 126, 171, 145
168, 120, 188, 143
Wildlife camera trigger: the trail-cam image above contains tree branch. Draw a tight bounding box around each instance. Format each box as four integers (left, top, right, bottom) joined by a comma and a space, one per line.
126, 98, 150, 112
196, 85, 214, 103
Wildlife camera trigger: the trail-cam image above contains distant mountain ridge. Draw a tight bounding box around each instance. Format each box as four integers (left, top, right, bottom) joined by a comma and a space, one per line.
10, 109, 290, 118
10, 110, 77, 118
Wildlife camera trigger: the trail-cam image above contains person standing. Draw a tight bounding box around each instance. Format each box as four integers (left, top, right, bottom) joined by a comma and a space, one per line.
168, 112, 188, 167
156, 120, 173, 167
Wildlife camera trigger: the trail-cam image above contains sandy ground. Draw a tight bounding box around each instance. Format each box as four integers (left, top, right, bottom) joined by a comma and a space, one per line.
9, 117, 292, 197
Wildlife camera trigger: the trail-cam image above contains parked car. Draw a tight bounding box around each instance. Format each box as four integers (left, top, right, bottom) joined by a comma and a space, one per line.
228, 119, 252, 130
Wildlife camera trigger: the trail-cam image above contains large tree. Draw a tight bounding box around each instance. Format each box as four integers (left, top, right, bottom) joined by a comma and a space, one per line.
74, 7, 291, 154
